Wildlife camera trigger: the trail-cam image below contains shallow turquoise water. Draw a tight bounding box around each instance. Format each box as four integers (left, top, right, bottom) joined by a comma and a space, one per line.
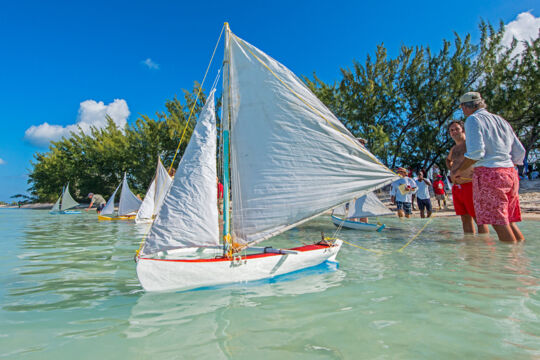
0, 209, 539, 359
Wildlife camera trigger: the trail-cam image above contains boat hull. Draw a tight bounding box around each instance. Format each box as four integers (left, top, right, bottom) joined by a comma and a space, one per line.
50, 210, 81, 215
331, 215, 385, 232
98, 214, 136, 221
137, 240, 342, 292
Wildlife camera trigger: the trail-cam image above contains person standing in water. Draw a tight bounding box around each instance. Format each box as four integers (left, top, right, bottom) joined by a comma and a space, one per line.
453, 92, 525, 242
447, 120, 489, 235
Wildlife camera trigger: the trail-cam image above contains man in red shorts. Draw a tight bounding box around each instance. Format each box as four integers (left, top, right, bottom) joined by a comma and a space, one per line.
454, 92, 526, 242
447, 120, 488, 234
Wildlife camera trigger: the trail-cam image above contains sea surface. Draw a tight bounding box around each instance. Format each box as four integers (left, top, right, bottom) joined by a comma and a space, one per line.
0, 209, 539, 359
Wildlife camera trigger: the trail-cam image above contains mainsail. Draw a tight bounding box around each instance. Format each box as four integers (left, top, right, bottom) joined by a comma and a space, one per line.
141, 89, 219, 255
118, 173, 143, 215
60, 183, 79, 211
227, 33, 398, 245
135, 158, 172, 223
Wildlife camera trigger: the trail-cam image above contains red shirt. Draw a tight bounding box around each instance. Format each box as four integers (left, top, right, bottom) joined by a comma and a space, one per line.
433, 180, 445, 195
217, 182, 224, 199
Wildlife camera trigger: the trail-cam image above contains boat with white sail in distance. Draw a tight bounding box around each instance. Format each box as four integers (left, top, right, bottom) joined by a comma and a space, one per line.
135, 157, 172, 224
50, 183, 81, 214
98, 173, 143, 221
331, 192, 394, 231
135, 23, 398, 292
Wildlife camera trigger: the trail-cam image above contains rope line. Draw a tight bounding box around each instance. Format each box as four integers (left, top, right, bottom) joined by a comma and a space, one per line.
339, 216, 434, 254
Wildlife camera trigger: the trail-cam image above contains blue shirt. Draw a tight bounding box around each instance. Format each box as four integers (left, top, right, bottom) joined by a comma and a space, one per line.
390, 177, 417, 203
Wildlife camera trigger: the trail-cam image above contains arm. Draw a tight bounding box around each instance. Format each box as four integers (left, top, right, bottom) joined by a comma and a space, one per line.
463, 117, 485, 162
446, 148, 453, 169
511, 132, 526, 165
85, 199, 94, 211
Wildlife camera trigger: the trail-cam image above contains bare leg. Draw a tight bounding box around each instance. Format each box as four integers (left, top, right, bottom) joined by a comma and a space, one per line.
477, 224, 489, 234
460, 214, 475, 234
510, 222, 524, 241
427, 210, 432, 218
420, 210, 425, 218
492, 224, 518, 242
397, 210, 404, 218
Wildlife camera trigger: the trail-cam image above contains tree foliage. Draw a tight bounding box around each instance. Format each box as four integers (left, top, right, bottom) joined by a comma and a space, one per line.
305, 21, 538, 174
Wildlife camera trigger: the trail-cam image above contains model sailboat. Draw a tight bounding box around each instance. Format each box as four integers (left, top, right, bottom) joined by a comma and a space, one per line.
135, 24, 398, 292
135, 158, 173, 224
50, 183, 81, 214
331, 192, 393, 231
98, 173, 143, 221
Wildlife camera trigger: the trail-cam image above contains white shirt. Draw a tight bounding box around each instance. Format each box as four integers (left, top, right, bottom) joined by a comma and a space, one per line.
415, 179, 431, 200
464, 108, 525, 168
390, 177, 417, 203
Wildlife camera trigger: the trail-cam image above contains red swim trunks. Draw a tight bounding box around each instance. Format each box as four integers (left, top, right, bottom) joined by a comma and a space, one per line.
472, 167, 521, 226
452, 182, 476, 217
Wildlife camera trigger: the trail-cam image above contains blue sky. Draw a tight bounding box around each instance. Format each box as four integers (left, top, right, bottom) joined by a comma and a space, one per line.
0, 0, 538, 202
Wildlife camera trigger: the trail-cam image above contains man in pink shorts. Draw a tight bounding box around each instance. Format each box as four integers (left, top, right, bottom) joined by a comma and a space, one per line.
446, 120, 489, 234
454, 92, 526, 242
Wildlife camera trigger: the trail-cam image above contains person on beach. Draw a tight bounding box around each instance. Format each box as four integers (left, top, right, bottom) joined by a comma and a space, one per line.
453, 92, 526, 242
390, 167, 417, 218
86, 193, 106, 213
217, 177, 224, 215
415, 170, 432, 218
446, 120, 489, 234
433, 174, 447, 210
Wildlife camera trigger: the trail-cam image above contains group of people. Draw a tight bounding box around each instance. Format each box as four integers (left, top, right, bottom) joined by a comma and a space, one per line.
389, 169, 447, 219
390, 92, 526, 243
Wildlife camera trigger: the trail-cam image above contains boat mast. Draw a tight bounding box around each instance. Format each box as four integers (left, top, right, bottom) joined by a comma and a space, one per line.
222, 22, 232, 253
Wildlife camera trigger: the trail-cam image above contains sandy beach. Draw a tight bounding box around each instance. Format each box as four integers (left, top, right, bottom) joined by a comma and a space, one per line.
2, 179, 539, 220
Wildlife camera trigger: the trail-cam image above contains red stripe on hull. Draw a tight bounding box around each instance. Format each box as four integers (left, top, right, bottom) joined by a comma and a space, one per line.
139, 243, 331, 263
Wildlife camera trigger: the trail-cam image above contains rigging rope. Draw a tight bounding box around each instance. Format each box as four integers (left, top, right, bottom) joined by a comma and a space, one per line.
336, 216, 434, 254
230, 32, 396, 176
168, 24, 225, 174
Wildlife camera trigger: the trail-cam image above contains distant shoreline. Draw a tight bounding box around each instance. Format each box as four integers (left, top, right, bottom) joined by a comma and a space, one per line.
2, 179, 538, 220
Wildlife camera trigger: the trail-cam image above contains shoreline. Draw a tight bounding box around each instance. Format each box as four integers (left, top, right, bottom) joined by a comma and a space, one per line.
2, 180, 539, 220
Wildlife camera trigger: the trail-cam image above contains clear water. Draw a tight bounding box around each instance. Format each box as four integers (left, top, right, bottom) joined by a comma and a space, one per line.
1, 209, 539, 359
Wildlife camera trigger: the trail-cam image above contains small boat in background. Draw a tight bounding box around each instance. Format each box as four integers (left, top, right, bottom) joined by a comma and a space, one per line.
135, 158, 172, 224
331, 192, 393, 231
50, 183, 81, 214
98, 173, 142, 221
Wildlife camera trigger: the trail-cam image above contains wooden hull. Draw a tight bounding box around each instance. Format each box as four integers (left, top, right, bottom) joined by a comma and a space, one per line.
98, 214, 136, 221
136, 240, 343, 292
331, 215, 385, 232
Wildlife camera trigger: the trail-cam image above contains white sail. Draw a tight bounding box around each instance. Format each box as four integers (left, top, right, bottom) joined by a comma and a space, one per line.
51, 188, 62, 212
60, 183, 79, 211
227, 34, 398, 245
101, 183, 121, 215
141, 90, 219, 255
135, 179, 155, 222
136, 158, 172, 223
118, 173, 142, 216
347, 192, 393, 218
153, 158, 173, 216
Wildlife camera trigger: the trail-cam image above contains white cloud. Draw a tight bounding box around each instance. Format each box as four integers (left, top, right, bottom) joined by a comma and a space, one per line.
0, 158, 5, 165
502, 12, 540, 55
24, 99, 130, 147
142, 58, 159, 70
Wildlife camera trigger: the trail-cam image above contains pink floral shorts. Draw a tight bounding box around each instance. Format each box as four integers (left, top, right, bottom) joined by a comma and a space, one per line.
472, 167, 521, 225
